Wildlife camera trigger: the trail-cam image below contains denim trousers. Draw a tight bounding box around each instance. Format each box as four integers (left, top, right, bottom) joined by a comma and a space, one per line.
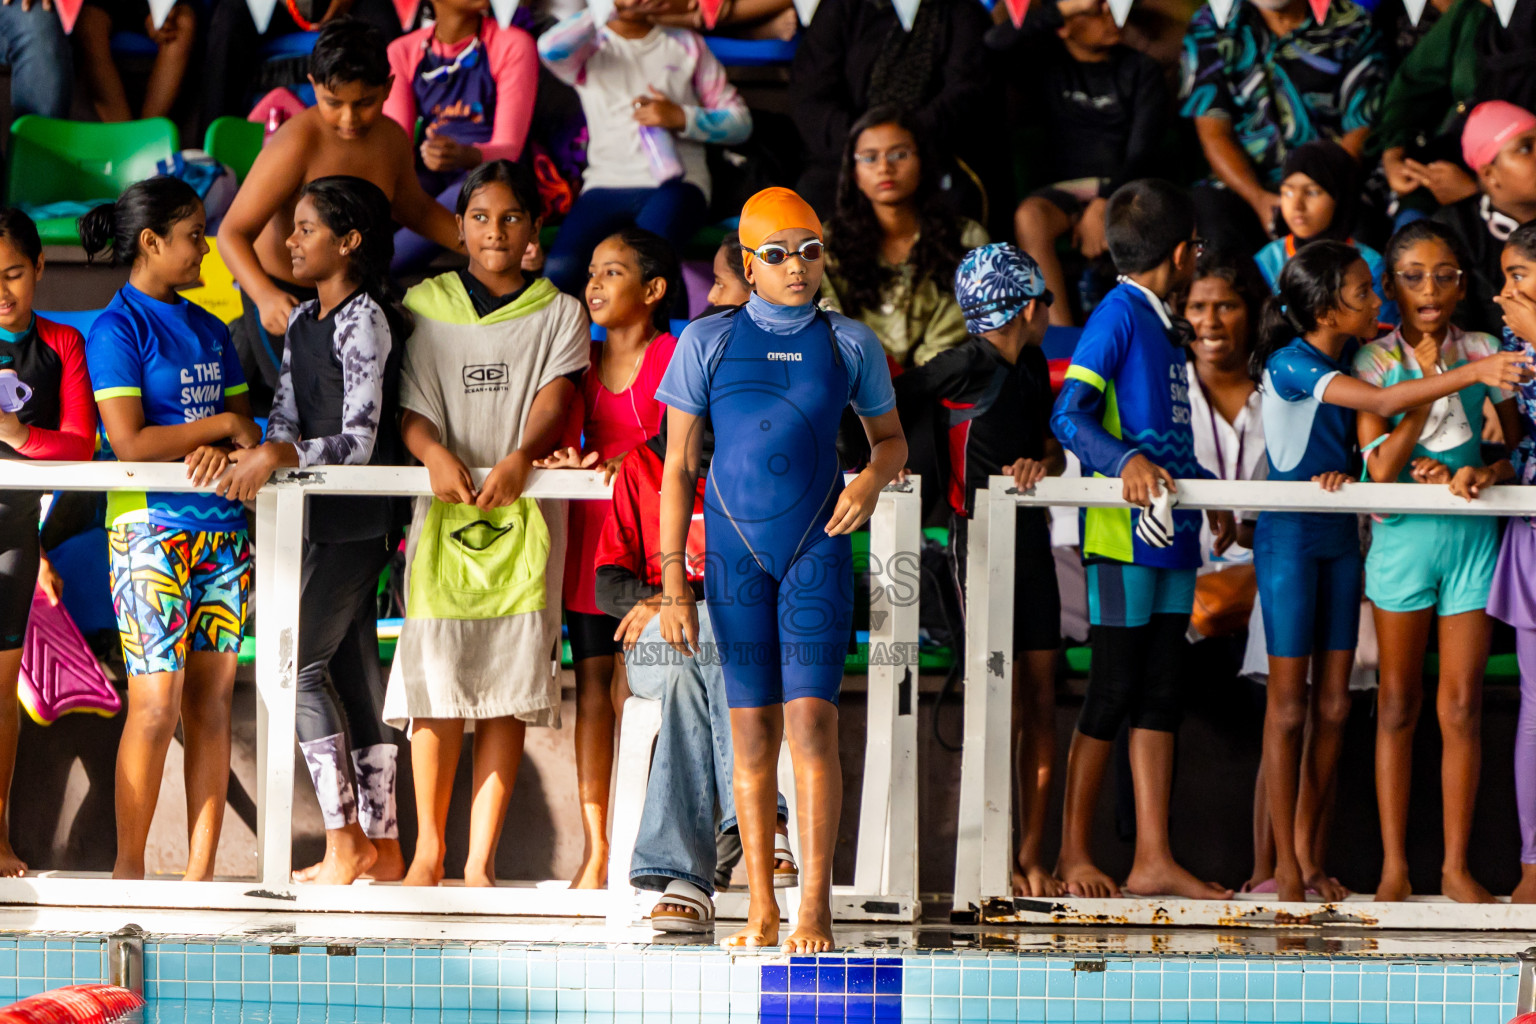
627, 601, 787, 894
0, 0, 71, 119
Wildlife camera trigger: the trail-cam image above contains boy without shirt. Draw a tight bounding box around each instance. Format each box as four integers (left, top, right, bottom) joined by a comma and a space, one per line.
219, 17, 462, 407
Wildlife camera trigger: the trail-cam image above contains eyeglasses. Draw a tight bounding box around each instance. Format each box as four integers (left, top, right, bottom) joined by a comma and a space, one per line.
853, 148, 915, 167
1395, 268, 1464, 289
741, 239, 825, 266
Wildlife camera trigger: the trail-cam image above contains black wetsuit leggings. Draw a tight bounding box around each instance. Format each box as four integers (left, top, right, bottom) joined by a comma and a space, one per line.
0, 494, 41, 652
296, 536, 398, 750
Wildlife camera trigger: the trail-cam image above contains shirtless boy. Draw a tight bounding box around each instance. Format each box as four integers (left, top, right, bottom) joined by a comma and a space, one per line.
219, 17, 462, 406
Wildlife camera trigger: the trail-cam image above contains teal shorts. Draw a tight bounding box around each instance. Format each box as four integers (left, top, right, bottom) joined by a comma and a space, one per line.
1086, 561, 1197, 629
1365, 513, 1498, 616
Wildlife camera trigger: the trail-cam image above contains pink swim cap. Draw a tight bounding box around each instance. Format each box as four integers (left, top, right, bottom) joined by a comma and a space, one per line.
1462, 100, 1536, 173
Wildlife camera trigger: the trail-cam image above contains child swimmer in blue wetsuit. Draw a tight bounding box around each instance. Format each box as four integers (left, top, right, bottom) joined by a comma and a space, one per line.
654, 188, 906, 952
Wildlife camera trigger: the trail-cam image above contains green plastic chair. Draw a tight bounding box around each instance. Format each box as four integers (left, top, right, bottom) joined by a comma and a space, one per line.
203, 117, 264, 184
6, 115, 179, 246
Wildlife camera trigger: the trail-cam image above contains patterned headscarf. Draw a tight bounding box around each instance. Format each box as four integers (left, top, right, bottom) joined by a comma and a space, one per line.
954, 243, 1047, 334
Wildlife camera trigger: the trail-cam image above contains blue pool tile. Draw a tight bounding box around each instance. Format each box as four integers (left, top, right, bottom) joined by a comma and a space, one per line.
1162, 971, 1189, 1002
762, 964, 789, 993
529, 988, 557, 1013
1246, 1003, 1274, 1024
271, 982, 300, 1005
1446, 973, 1474, 1003
819, 993, 849, 1016
1047, 969, 1073, 1000
587, 957, 616, 990
907, 967, 934, 996
958, 995, 988, 1020
849, 966, 875, 995
530, 955, 559, 990
787, 991, 816, 1016
1361, 1000, 1388, 1024
296, 982, 325, 1005
186, 981, 213, 1002
990, 970, 1018, 999
330, 983, 359, 1007
300, 955, 326, 984
1190, 971, 1217, 1001
1303, 972, 1330, 1001
934, 967, 962, 997
1073, 969, 1103, 1001
438, 954, 469, 987
790, 963, 818, 993
1387, 1001, 1416, 1024
1333, 1003, 1361, 1024
1333, 972, 1360, 1001
213, 978, 241, 1003
902, 995, 933, 1021
876, 967, 901, 995
1419, 974, 1446, 1003
557, 957, 584, 989
1019, 969, 1045, 1000
874, 994, 902, 1019
846, 993, 874, 1019
1445, 1003, 1473, 1024
1132, 998, 1160, 1022
931, 995, 961, 1019
1275, 972, 1303, 1001
382, 985, 410, 1009
556, 987, 585, 1013
961, 967, 988, 997
674, 958, 702, 992
760, 992, 788, 1015
1134, 972, 1161, 1000
1101, 969, 1129, 1001
1388, 972, 1416, 1003
242, 982, 270, 1002
1247, 971, 1273, 1001
615, 959, 641, 991
1274, 1001, 1303, 1023
1473, 976, 1501, 1003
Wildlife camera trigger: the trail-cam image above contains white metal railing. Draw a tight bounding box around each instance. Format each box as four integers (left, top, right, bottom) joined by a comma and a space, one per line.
952, 474, 1536, 929
0, 461, 922, 923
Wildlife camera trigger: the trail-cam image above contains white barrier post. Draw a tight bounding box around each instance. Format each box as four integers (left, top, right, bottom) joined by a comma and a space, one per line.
855, 478, 922, 902
253, 484, 305, 888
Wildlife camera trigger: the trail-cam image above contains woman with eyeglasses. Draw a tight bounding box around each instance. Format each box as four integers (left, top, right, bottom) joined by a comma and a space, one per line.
654, 187, 905, 952
821, 106, 986, 370
1354, 220, 1517, 903
1353, 221, 1516, 903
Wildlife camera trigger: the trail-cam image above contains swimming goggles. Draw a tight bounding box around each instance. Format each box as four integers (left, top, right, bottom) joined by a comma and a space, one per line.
741, 239, 824, 266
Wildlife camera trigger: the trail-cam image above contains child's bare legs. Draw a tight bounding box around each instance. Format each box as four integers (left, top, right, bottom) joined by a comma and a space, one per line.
1014, 197, 1077, 328
570, 653, 616, 889
405, 718, 463, 887
1013, 649, 1060, 897
1374, 607, 1432, 901
1054, 730, 1119, 897
180, 651, 236, 881
1262, 654, 1311, 901
1436, 610, 1495, 903
724, 705, 784, 948
0, 650, 25, 876
141, 5, 195, 120
114, 669, 185, 879
783, 696, 840, 953
74, 5, 133, 123
464, 716, 526, 887
1123, 727, 1232, 899
1294, 649, 1351, 900
1244, 754, 1273, 891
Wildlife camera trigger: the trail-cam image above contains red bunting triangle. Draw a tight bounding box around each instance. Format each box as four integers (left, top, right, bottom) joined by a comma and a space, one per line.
698, 0, 724, 28
1002, 0, 1028, 27
1308, 0, 1328, 22
53, 0, 82, 34
393, 0, 421, 28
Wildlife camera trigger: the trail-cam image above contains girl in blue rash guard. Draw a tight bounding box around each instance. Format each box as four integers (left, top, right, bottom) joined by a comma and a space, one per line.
655, 187, 906, 954
1248, 239, 1531, 906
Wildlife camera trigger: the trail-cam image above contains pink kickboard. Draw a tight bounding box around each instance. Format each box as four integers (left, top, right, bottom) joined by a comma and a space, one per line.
18, 589, 119, 725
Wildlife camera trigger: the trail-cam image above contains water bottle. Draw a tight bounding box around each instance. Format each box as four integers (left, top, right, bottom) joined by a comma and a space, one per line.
638, 125, 685, 184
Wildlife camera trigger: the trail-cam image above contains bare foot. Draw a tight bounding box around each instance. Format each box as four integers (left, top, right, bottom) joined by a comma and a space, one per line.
1240, 875, 1272, 894
0, 840, 28, 877
723, 905, 781, 948
311, 828, 378, 886
1302, 871, 1349, 902
1374, 866, 1410, 903
363, 839, 406, 882
1123, 858, 1233, 901
1441, 867, 1496, 904
403, 844, 445, 887
112, 859, 145, 881
1513, 864, 1536, 904
783, 923, 835, 954
290, 862, 323, 883
1013, 860, 1064, 898
570, 844, 608, 889
1055, 852, 1120, 898
1271, 865, 1306, 904
464, 867, 496, 888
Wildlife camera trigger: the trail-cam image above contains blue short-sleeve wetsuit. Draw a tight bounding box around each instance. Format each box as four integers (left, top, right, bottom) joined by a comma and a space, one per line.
1254, 337, 1362, 658
656, 294, 895, 708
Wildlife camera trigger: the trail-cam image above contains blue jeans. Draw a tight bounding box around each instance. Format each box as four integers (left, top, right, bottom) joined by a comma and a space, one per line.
545, 181, 707, 296
627, 603, 787, 894
0, 0, 71, 119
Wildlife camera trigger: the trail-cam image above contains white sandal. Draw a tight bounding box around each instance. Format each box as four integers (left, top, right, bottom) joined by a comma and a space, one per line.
650, 879, 714, 934
774, 832, 800, 889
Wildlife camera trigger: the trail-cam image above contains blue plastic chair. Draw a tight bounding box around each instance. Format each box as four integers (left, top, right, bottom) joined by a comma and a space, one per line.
590, 319, 692, 341
109, 32, 158, 58
261, 31, 319, 60
38, 309, 106, 336
703, 35, 798, 66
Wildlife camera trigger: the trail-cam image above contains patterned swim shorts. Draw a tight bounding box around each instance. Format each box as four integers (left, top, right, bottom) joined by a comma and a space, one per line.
108, 523, 252, 677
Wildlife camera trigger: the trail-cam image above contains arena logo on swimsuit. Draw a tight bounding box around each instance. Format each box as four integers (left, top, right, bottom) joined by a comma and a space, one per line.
766, 352, 803, 361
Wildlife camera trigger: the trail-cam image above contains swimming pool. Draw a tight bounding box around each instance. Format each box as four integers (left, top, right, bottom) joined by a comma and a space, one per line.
0, 931, 1523, 1023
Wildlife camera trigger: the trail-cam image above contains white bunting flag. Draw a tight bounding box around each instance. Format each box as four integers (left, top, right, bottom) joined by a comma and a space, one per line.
1400, 0, 1428, 23
246, 0, 279, 35
792, 0, 820, 23
1107, 0, 1132, 26
1208, 0, 1236, 26
491, 0, 519, 26
892, 0, 920, 30
147, 0, 176, 29
1493, 0, 1517, 26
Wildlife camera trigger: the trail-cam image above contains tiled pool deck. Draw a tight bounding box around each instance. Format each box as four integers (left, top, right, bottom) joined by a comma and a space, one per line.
0, 924, 1526, 1023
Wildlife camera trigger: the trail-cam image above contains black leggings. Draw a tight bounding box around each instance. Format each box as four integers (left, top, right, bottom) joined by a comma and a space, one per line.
0, 494, 41, 652
1077, 614, 1188, 741
296, 536, 397, 749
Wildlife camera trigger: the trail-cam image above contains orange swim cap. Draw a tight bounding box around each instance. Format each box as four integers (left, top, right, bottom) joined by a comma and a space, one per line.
738, 187, 823, 269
